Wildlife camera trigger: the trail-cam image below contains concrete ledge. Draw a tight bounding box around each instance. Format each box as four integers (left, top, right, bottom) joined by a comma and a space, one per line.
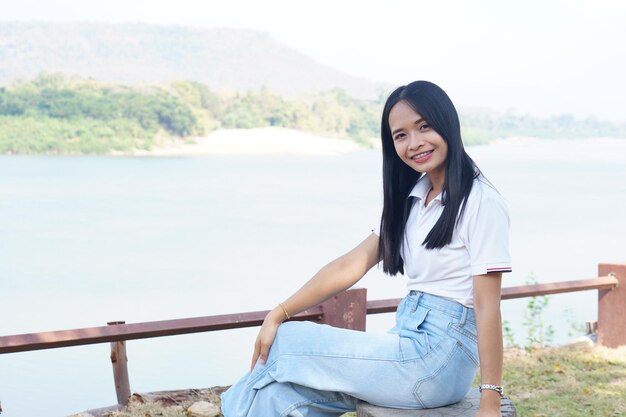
356, 388, 516, 417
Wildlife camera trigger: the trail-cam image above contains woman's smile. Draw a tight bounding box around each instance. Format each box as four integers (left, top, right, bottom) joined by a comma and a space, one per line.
410, 150, 434, 163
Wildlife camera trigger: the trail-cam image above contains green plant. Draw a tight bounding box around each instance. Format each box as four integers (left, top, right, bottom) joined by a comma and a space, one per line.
522, 273, 555, 349
502, 319, 517, 348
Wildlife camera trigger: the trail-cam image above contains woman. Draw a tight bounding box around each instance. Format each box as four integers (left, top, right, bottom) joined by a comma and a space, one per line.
221, 81, 511, 417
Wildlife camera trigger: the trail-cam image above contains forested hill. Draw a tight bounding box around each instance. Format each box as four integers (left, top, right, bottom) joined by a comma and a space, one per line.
2, 74, 624, 155
0, 22, 387, 99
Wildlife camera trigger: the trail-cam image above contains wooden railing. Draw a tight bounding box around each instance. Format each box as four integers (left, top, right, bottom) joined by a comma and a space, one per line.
1, 263, 624, 411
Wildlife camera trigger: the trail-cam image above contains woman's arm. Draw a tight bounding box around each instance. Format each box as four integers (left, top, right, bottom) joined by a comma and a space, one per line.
250, 233, 380, 369
473, 273, 503, 417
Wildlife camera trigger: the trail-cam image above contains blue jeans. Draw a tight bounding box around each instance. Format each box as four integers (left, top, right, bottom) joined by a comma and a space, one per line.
221, 291, 479, 417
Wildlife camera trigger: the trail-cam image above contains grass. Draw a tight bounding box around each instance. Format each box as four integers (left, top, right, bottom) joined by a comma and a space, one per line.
88, 345, 626, 417
496, 345, 626, 417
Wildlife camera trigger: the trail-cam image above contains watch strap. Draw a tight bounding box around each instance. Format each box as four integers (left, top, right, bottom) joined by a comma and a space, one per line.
479, 384, 504, 396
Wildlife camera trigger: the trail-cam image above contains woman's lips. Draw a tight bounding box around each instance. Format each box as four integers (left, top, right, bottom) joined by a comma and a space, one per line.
412, 150, 434, 163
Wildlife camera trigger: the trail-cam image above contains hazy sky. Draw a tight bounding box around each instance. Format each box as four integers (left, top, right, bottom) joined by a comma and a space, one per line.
2, 0, 626, 121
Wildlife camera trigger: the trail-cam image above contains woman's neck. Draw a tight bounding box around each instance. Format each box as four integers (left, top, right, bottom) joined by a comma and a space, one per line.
427, 170, 445, 196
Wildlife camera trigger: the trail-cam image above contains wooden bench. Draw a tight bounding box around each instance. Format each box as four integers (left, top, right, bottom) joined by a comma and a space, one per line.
356, 388, 516, 417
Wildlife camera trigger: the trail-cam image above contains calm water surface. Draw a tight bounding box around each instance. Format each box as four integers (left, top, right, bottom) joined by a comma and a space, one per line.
1, 139, 625, 416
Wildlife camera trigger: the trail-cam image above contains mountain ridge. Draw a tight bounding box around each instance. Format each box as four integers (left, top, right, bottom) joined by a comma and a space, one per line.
0, 21, 390, 99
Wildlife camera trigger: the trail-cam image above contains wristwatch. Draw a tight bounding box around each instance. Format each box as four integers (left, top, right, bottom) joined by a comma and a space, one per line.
479, 384, 504, 396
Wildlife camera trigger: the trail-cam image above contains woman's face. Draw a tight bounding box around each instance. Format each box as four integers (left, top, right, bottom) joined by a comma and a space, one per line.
388, 100, 448, 178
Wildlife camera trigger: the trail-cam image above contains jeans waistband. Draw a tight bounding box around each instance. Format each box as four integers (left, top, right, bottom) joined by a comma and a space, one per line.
408, 290, 475, 325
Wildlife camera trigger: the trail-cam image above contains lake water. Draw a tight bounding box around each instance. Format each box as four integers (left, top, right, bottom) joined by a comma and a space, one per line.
1, 138, 625, 416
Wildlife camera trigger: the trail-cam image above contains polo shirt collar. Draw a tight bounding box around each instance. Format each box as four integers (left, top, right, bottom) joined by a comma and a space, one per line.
408, 175, 443, 203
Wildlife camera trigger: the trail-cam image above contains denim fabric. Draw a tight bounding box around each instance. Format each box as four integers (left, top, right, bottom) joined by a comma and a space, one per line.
221, 291, 478, 417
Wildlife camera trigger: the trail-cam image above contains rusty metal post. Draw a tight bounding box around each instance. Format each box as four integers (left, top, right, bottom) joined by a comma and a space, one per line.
319, 288, 367, 331
598, 264, 626, 348
108, 321, 131, 406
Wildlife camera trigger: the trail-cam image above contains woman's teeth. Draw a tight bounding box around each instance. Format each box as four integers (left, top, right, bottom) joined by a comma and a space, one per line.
414, 151, 432, 159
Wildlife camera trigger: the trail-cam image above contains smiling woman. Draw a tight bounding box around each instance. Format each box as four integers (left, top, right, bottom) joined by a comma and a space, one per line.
220, 81, 511, 417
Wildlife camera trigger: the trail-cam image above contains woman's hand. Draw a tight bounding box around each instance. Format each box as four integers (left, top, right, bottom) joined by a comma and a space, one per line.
247, 233, 380, 371
250, 308, 284, 371
475, 390, 502, 417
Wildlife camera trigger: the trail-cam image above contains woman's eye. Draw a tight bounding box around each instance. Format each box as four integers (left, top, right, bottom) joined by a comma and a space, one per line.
419, 123, 430, 130
393, 133, 405, 141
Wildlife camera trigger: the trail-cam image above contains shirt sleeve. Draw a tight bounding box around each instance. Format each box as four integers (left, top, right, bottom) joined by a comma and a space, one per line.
461, 188, 512, 276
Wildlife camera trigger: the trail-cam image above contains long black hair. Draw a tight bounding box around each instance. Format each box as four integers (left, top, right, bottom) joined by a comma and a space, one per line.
378, 81, 477, 275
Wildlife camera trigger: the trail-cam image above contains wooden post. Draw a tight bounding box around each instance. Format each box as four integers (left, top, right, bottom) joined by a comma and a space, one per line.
319, 288, 367, 331
598, 264, 626, 348
108, 321, 131, 406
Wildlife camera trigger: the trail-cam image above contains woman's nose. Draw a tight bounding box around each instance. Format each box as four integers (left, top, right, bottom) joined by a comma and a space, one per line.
408, 132, 422, 150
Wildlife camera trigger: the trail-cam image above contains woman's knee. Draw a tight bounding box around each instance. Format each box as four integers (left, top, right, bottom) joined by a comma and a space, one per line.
274, 321, 317, 347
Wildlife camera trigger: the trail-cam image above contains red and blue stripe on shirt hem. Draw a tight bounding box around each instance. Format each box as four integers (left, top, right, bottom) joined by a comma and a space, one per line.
486, 267, 512, 273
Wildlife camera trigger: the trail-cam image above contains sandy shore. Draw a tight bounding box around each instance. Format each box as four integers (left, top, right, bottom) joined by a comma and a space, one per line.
121, 130, 623, 157
130, 127, 371, 157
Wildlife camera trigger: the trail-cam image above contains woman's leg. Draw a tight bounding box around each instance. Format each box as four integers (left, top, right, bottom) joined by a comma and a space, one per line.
221, 319, 424, 417
221, 293, 479, 416
223, 377, 357, 417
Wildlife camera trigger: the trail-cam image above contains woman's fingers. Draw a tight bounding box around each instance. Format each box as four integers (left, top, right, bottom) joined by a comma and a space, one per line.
250, 339, 261, 371
249, 333, 275, 371
259, 338, 271, 365
250, 315, 280, 371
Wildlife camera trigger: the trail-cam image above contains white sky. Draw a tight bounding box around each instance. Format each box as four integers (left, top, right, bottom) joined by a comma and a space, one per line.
2, 0, 626, 121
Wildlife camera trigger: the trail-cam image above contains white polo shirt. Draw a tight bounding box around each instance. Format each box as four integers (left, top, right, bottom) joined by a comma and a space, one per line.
400, 174, 512, 307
